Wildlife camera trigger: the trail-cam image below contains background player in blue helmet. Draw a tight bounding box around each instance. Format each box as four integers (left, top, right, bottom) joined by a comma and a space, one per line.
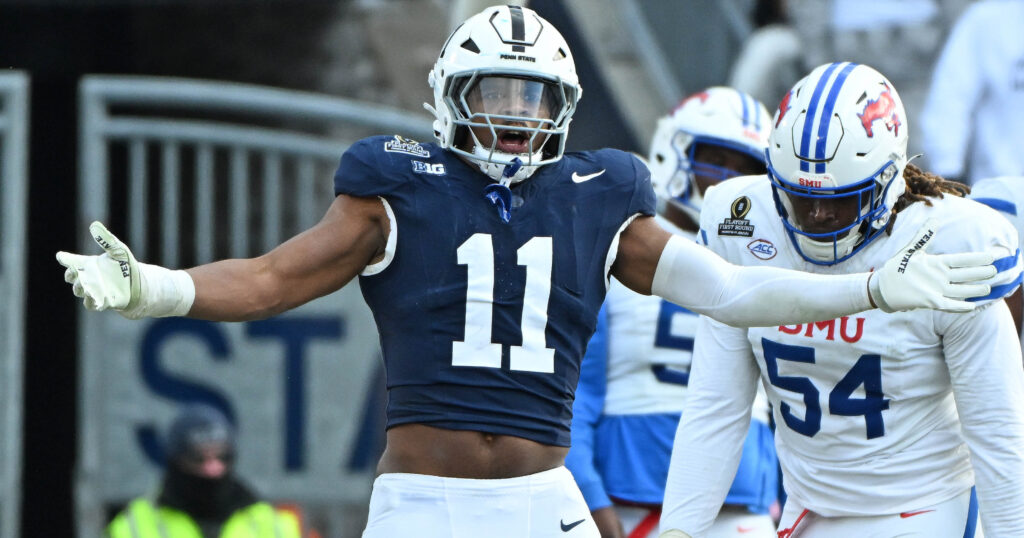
659, 63, 1024, 538
566, 87, 778, 538
59, 6, 998, 537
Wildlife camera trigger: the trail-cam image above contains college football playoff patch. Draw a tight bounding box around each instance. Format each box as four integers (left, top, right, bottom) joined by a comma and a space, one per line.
384, 135, 430, 157
718, 196, 755, 237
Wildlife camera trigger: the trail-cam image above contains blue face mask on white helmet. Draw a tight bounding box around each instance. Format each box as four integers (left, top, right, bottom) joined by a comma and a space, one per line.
767, 62, 908, 266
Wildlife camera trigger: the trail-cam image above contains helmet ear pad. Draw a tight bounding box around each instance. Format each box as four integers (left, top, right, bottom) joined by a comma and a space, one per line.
767, 62, 909, 265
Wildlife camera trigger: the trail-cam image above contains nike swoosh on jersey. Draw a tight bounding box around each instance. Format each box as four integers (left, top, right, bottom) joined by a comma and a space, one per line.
737, 526, 756, 533
899, 509, 935, 518
571, 169, 605, 183
560, 518, 585, 532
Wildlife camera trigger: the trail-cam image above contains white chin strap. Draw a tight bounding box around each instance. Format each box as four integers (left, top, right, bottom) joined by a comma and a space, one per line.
797, 228, 863, 263
472, 145, 542, 183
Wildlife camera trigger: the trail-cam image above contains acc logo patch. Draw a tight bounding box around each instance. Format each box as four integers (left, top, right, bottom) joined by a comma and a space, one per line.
385, 135, 430, 157
747, 239, 777, 260
718, 196, 755, 237
412, 161, 446, 175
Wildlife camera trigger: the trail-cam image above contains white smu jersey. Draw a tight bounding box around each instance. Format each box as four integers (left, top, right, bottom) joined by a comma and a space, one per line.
604, 219, 770, 422
970, 175, 1024, 349
698, 175, 1023, 517
969, 176, 1024, 241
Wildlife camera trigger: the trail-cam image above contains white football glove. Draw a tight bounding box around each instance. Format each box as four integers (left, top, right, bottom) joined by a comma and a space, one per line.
869, 219, 995, 313
56, 221, 195, 319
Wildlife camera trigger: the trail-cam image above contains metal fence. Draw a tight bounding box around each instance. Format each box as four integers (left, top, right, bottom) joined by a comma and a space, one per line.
75, 75, 433, 537
0, 70, 29, 538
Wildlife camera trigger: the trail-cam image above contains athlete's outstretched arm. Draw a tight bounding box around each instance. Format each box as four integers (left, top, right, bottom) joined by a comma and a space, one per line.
611, 216, 996, 327
188, 195, 387, 320
57, 194, 389, 322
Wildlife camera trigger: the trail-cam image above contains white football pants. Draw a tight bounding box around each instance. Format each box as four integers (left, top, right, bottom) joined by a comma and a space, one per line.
362, 466, 599, 538
775, 487, 981, 537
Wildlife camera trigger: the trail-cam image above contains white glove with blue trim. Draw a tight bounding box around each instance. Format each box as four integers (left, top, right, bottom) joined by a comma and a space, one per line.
869, 219, 995, 313
56, 221, 194, 319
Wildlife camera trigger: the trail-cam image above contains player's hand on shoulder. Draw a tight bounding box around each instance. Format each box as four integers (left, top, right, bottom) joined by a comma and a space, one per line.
57, 221, 142, 316
869, 218, 996, 313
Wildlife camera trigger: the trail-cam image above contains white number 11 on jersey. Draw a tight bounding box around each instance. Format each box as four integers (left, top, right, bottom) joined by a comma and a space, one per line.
452, 233, 556, 373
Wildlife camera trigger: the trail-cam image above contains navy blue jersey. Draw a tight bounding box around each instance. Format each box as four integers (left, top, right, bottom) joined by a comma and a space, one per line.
333, 135, 656, 446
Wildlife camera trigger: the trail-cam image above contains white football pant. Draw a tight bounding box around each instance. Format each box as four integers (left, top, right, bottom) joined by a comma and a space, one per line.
362, 466, 599, 538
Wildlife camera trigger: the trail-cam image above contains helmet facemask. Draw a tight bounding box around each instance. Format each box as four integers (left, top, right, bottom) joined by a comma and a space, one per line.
446, 72, 576, 183
769, 153, 903, 265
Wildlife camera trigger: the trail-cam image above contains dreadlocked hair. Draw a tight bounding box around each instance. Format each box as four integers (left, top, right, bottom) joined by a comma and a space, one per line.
892, 163, 970, 214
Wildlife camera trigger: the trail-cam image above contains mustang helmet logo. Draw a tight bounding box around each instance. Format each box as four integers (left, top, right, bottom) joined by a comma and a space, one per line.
674, 91, 709, 112
775, 90, 792, 128
857, 83, 902, 138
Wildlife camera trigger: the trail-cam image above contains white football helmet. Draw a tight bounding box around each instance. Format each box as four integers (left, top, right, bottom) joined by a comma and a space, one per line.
768, 62, 908, 265
426, 5, 582, 183
647, 87, 770, 221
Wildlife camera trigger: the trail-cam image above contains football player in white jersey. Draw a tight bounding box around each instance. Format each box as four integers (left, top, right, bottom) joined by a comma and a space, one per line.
969, 176, 1024, 347
566, 88, 779, 538
659, 63, 1024, 538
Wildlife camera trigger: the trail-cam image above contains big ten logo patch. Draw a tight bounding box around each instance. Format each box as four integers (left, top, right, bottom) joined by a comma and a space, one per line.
412, 161, 446, 175
718, 196, 755, 237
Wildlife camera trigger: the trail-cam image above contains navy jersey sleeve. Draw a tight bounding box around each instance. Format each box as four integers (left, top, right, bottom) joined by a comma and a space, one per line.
334, 135, 426, 197
625, 152, 657, 218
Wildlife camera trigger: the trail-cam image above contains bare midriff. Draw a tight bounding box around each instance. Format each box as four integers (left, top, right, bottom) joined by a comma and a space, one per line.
377, 423, 568, 479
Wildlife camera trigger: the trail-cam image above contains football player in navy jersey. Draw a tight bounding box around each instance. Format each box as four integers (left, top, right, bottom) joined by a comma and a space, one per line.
59, 6, 998, 537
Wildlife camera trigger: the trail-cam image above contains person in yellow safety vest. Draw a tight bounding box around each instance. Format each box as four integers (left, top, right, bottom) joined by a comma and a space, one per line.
106, 404, 302, 538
